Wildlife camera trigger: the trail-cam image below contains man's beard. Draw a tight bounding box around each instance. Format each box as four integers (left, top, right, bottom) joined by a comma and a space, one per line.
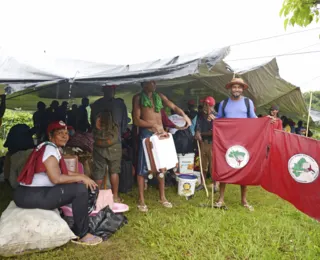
231, 93, 241, 99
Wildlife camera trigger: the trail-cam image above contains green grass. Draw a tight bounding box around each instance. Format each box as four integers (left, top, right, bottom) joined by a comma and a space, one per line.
0, 182, 319, 260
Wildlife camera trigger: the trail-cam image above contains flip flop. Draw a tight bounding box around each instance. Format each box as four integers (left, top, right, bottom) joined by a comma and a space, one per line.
214, 201, 228, 210
159, 200, 173, 208
137, 204, 148, 212
71, 235, 102, 246
243, 204, 254, 212
114, 197, 124, 203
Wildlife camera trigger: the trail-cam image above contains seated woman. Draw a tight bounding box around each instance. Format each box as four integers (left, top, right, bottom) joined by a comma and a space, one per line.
14, 121, 102, 246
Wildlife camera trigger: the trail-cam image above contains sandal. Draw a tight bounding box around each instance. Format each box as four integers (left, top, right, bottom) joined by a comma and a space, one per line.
214, 201, 228, 210
114, 197, 124, 203
71, 235, 102, 246
243, 204, 254, 212
137, 204, 148, 212
159, 200, 173, 208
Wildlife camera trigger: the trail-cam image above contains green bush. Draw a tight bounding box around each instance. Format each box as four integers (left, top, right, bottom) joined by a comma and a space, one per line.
0, 110, 33, 140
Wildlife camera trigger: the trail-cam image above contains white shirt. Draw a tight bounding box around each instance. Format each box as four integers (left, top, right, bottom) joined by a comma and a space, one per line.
20, 145, 61, 187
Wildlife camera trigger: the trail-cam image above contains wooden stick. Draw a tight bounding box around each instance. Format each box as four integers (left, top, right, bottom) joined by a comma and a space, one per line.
306, 92, 313, 137
197, 140, 209, 197
211, 184, 214, 208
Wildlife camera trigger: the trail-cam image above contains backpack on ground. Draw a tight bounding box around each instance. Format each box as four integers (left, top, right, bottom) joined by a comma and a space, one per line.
221, 97, 250, 118
173, 128, 194, 154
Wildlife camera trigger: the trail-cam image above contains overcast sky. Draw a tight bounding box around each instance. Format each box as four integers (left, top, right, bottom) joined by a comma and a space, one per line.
0, 0, 319, 92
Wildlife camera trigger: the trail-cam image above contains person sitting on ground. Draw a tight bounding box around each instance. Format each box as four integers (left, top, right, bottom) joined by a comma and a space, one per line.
14, 121, 102, 246
3, 124, 36, 188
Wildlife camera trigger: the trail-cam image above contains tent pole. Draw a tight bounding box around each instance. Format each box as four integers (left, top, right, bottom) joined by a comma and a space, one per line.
306, 92, 313, 137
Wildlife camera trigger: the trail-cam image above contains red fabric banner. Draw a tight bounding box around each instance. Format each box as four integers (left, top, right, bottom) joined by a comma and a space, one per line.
212, 117, 271, 185
261, 130, 320, 221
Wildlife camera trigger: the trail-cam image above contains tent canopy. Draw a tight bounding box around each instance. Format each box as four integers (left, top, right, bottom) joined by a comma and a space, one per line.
0, 46, 308, 119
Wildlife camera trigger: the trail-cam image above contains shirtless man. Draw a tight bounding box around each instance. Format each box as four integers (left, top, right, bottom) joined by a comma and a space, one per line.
133, 81, 191, 212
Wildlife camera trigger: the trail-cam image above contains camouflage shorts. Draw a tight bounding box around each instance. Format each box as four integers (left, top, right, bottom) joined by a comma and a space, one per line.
92, 143, 122, 180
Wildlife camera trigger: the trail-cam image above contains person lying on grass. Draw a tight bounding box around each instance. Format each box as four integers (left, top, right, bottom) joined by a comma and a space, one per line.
15, 121, 102, 246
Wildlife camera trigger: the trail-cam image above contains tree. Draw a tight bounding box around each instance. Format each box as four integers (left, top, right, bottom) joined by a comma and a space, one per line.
280, 0, 320, 29
303, 91, 320, 111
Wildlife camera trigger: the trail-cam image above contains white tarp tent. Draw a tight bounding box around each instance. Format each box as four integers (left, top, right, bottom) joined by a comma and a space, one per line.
0, 46, 308, 118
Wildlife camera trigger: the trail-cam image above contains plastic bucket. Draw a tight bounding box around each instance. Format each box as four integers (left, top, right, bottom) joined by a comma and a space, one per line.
177, 174, 197, 196
178, 153, 195, 174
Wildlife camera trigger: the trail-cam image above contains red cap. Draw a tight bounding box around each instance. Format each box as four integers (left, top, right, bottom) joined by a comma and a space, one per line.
47, 121, 68, 135
188, 100, 195, 105
200, 96, 215, 106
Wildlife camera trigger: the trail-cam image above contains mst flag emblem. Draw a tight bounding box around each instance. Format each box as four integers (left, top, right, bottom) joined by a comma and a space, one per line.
225, 145, 250, 169
288, 154, 319, 184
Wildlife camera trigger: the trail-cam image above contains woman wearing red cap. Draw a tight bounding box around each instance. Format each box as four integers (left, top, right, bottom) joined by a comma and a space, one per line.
15, 121, 102, 246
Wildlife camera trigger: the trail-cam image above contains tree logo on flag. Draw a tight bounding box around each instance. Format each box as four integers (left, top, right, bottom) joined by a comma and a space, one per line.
288, 154, 319, 183
225, 145, 250, 169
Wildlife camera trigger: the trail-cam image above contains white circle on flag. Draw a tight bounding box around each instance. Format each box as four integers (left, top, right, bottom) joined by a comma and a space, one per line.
225, 145, 250, 169
288, 154, 319, 184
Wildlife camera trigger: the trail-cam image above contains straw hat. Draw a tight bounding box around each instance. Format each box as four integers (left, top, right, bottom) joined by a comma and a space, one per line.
225, 78, 248, 90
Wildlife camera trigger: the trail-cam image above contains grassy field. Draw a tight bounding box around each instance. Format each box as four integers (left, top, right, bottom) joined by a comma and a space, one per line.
0, 181, 319, 260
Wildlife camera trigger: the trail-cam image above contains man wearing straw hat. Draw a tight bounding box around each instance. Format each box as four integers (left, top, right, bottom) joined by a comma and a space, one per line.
215, 78, 257, 211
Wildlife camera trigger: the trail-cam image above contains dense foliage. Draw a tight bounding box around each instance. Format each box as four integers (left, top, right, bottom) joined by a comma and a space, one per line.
281, 0, 320, 29
0, 110, 33, 140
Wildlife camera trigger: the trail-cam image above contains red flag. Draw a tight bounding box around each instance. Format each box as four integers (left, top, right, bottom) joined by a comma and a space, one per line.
212, 117, 271, 185
261, 130, 320, 221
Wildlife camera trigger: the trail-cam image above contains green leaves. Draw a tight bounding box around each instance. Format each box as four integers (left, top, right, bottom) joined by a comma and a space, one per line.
280, 0, 319, 29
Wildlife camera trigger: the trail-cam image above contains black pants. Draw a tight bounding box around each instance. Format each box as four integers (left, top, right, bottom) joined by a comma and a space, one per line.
14, 183, 89, 238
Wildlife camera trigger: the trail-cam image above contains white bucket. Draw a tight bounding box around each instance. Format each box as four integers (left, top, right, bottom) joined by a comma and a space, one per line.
178, 153, 195, 174
177, 174, 198, 196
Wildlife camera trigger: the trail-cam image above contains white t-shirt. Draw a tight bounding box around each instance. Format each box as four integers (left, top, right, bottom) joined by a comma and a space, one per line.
20, 145, 62, 187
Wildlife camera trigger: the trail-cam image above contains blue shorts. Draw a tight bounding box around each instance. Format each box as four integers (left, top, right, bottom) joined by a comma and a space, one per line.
137, 128, 154, 176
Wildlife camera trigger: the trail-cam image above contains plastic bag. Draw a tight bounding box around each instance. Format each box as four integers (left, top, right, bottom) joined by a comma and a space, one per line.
88, 188, 99, 215
0, 201, 76, 257
88, 206, 128, 241
64, 206, 128, 241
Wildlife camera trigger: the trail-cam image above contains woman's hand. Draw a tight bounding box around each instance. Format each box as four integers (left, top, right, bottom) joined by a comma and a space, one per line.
81, 175, 98, 192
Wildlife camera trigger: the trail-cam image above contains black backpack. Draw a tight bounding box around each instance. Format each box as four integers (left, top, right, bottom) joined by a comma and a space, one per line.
221, 97, 251, 118
173, 128, 194, 154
